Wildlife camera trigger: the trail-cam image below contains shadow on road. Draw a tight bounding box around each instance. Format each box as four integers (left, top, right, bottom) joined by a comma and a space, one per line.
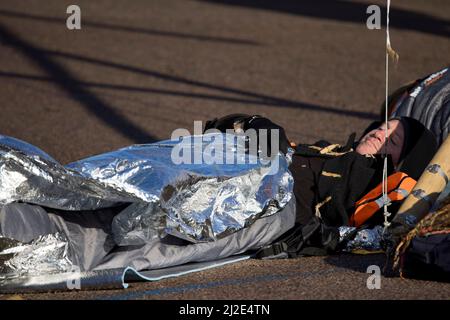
325, 253, 387, 273
200, 0, 450, 39
0, 7, 381, 121
0, 23, 157, 144
0, 7, 381, 122
0, 9, 261, 46
0, 70, 378, 120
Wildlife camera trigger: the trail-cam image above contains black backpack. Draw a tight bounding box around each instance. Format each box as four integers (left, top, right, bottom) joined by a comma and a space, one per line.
400, 233, 450, 282
254, 216, 340, 259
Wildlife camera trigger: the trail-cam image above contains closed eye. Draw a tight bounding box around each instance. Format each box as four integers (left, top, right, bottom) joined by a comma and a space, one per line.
390, 137, 397, 146
390, 132, 400, 146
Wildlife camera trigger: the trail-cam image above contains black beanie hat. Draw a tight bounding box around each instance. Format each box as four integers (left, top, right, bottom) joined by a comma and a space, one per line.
359, 117, 438, 180
395, 117, 438, 180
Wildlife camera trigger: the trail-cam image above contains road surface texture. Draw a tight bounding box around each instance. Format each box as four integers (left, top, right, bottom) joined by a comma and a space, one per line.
0, 0, 449, 300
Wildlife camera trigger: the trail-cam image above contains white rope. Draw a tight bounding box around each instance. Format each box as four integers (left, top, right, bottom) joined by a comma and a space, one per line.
383, 0, 393, 231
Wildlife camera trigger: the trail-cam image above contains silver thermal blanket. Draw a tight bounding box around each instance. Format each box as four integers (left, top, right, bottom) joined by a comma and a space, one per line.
0, 133, 295, 291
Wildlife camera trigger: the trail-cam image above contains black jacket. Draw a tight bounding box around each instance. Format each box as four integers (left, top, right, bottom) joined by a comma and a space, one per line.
265, 139, 394, 257
289, 140, 391, 228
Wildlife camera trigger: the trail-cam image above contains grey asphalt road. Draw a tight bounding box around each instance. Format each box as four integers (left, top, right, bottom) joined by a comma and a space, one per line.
0, 0, 449, 300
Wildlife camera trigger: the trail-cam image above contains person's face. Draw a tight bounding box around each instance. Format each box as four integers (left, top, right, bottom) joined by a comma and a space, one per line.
355, 119, 405, 165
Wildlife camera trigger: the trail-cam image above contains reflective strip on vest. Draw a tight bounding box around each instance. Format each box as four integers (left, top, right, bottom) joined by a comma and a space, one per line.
394, 187, 410, 198
349, 172, 416, 227
374, 197, 385, 208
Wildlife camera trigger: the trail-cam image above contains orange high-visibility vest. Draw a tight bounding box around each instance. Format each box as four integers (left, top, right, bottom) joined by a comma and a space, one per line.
349, 172, 416, 228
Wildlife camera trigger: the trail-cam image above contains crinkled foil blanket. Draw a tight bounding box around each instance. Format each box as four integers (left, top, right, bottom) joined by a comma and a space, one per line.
0, 133, 293, 278
339, 226, 384, 252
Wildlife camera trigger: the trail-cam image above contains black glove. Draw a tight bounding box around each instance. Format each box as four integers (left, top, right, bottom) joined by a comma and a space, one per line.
204, 114, 290, 155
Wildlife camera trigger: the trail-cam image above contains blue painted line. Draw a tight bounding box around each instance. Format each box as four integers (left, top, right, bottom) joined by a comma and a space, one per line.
99, 268, 342, 300
121, 255, 252, 287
